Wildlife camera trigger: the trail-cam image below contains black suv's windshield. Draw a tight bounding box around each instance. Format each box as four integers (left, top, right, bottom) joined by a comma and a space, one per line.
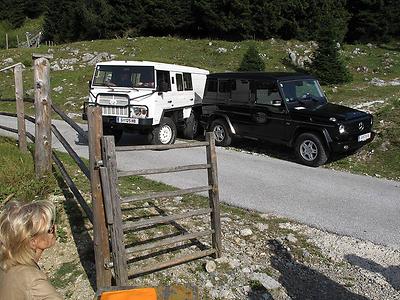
93, 65, 155, 88
280, 79, 326, 106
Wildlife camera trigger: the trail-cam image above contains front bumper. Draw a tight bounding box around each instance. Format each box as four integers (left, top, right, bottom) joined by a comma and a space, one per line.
330, 131, 376, 152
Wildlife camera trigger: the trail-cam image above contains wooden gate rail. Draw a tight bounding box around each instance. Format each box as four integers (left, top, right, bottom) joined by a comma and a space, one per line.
115, 141, 208, 152
51, 124, 90, 179
51, 103, 88, 141
121, 186, 212, 203
117, 163, 211, 177
52, 152, 94, 223
99, 132, 222, 284
122, 208, 213, 231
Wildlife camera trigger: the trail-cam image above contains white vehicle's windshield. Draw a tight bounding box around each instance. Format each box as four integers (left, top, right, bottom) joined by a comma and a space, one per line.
280, 79, 326, 105
93, 65, 155, 88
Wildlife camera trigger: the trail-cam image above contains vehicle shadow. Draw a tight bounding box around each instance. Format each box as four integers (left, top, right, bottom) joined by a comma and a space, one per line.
268, 239, 368, 299
345, 254, 400, 291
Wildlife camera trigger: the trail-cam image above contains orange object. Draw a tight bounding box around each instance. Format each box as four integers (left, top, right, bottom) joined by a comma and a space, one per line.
100, 288, 157, 300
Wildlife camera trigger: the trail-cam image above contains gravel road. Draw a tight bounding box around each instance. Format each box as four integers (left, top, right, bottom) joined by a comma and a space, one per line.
1, 116, 399, 248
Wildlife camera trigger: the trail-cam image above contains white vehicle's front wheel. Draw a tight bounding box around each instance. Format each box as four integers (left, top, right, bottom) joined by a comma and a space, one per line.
151, 117, 177, 145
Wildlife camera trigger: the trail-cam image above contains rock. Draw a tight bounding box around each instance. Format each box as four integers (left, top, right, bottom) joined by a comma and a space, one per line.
302, 250, 310, 258
51, 63, 62, 71
87, 52, 112, 65
250, 273, 282, 290
285, 233, 298, 243
370, 78, 386, 86
228, 259, 241, 268
205, 280, 213, 288
81, 53, 95, 62
255, 223, 269, 231
205, 260, 217, 273
242, 267, 251, 274
240, 229, 253, 237
3, 58, 13, 64
217, 47, 227, 54
53, 86, 63, 93
60, 58, 79, 65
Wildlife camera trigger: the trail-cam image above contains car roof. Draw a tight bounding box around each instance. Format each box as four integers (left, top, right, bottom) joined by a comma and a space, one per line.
96, 60, 209, 75
207, 72, 316, 81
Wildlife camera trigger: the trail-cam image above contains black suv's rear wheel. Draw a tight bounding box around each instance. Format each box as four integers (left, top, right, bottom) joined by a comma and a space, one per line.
210, 119, 232, 146
295, 133, 328, 167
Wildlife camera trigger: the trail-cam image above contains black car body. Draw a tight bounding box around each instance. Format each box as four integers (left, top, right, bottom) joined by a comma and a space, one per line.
201, 72, 375, 166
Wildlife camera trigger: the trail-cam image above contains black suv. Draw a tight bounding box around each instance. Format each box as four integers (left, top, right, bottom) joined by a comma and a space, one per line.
201, 72, 375, 167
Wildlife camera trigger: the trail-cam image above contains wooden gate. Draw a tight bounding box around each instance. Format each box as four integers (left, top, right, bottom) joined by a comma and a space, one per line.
99, 133, 222, 285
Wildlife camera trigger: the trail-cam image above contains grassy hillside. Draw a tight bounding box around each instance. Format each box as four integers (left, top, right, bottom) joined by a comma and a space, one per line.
0, 36, 399, 180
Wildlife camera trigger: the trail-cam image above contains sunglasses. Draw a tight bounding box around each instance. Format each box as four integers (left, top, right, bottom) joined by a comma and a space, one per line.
47, 224, 56, 234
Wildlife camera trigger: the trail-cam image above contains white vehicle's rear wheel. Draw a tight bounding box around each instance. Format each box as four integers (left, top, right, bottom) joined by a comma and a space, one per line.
151, 117, 177, 145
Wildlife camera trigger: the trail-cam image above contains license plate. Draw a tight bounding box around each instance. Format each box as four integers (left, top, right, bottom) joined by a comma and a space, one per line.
116, 117, 139, 124
358, 132, 371, 142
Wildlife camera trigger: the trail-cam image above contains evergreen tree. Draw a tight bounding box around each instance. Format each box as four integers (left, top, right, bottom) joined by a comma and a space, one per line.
238, 44, 265, 71
309, 21, 351, 84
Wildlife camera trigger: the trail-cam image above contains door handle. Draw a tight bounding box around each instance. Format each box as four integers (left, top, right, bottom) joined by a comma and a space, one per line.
168, 100, 172, 103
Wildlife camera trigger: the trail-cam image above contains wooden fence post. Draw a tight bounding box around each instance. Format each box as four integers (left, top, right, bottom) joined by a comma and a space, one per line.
14, 63, 27, 152
33, 53, 53, 178
205, 132, 222, 258
87, 106, 112, 288
101, 136, 129, 285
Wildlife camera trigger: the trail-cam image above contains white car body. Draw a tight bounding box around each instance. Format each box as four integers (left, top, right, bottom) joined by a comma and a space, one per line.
88, 61, 209, 134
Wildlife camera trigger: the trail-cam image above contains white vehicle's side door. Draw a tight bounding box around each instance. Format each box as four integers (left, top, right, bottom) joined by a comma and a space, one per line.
171, 72, 195, 109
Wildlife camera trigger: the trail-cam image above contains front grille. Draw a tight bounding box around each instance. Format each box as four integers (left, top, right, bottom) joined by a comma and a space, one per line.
97, 94, 129, 106
101, 106, 129, 117
346, 117, 372, 134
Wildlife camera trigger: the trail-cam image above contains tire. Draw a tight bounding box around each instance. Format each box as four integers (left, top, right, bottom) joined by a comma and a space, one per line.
103, 125, 123, 144
183, 112, 200, 140
210, 119, 232, 146
151, 117, 177, 145
294, 133, 328, 167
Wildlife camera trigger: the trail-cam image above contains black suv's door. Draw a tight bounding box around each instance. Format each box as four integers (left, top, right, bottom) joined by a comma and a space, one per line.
248, 80, 289, 142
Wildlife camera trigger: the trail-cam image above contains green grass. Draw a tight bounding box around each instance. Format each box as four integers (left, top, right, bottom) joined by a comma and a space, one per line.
0, 137, 55, 202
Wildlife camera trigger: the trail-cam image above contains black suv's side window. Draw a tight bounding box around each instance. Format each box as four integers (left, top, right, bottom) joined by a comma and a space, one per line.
253, 80, 281, 105
218, 79, 231, 101
231, 79, 250, 103
206, 78, 217, 92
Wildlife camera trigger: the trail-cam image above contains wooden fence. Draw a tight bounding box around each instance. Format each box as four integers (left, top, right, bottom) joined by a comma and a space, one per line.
0, 57, 222, 289
98, 132, 222, 286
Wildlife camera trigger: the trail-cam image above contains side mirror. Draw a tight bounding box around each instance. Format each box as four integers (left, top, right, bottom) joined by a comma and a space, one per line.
88, 80, 92, 89
272, 99, 282, 107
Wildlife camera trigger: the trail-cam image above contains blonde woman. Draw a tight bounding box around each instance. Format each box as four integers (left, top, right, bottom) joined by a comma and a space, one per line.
0, 200, 62, 299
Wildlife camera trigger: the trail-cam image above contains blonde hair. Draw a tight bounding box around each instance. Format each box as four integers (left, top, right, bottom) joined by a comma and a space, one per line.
0, 200, 56, 270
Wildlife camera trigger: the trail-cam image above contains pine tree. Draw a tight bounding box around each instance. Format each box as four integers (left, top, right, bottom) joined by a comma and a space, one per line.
309, 23, 351, 84
238, 44, 265, 72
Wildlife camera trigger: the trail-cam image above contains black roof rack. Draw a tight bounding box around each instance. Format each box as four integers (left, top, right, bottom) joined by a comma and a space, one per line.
207, 72, 316, 81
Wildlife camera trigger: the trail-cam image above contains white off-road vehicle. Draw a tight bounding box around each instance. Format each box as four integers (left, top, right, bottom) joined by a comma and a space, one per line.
84, 61, 209, 144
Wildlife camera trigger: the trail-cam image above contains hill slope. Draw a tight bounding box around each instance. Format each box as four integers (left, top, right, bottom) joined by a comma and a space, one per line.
0, 37, 399, 179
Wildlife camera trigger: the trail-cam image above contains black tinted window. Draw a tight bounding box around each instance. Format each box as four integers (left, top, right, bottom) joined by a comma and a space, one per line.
253, 80, 281, 105
207, 79, 217, 92
219, 80, 230, 93
176, 74, 184, 91
156, 70, 171, 91
183, 73, 193, 90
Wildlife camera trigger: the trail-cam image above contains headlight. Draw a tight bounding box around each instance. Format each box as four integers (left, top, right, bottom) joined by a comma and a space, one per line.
130, 106, 147, 118
339, 124, 346, 134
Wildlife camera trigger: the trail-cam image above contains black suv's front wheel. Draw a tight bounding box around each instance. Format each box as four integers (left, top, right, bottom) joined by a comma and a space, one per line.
295, 133, 328, 167
210, 119, 232, 146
